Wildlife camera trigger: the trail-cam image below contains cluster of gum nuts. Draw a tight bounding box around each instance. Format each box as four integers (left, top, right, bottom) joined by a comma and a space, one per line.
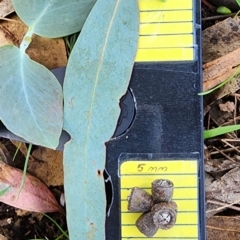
127, 179, 177, 237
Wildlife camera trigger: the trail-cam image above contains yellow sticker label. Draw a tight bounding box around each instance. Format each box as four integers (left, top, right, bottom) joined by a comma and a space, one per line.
139, 34, 194, 48
120, 160, 199, 239
139, 0, 193, 10
140, 22, 193, 35
136, 0, 194, 62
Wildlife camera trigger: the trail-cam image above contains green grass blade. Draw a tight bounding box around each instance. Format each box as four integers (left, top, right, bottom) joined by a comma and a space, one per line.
235, 0, 240, 8
13, 142, 22, 161
55, 231, 69, 240
17, 143, 32, 198
204, 125, 240, 139
43, 213, 69, 239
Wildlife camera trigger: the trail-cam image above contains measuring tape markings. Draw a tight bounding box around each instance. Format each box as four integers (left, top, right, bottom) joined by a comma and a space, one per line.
121, 225, 198, 238
121, 212, 198, 225
136, 0, 194, 62
120, 160, 199, 239
121, 0, 199, 238
121, 187, 198, 199
121, 200, 198, 212
122, 237, 197, 239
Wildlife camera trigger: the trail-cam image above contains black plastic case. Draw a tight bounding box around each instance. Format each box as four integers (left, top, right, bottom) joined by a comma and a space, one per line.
0, 0, 205, 239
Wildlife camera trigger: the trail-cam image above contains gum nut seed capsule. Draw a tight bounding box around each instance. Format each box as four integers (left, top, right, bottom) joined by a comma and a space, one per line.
136, 212, 159, 237
151, 179, 174, 203
128, 187, 154, 212
151, 201, 178, 230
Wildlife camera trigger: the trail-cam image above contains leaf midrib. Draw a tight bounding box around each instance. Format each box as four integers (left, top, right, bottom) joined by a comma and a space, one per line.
82, 0, 121, 228
30, 1, 52, 31
84, 0, 120, 159
20, 56, 50, 144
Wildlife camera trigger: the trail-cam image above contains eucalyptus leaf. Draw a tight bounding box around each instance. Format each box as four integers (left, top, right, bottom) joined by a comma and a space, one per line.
0, 45, 62, 149
11, 0, 97, 38
63, 0, 139, 238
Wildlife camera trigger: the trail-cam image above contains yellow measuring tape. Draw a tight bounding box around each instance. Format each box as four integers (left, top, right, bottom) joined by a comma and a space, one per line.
121, 1, 199, 238
120, 160, 199, 239
136, 0, 194, 62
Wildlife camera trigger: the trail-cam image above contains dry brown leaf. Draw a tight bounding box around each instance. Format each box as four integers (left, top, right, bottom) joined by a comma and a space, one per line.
204, 145, 238, 175
205, 172, 214, 191
28, 148, 63, 187
0, 14, 67, 69
203, 17, 240, 104
203, 48, 240, 91
0, 142, 12, 166
206, 167, 240, 204
0, 234, 8, 240
0, 25, 14, 45
219, 101, 235, 112
0, 161, 63, 214
203, 17, 240, 63
209, 99, 235, 127
10, 140, 28, 156
207, 216, 240, 240
0, 0, 14, 18
10, 141, 63, 187
206, 202, 225, 218
205, 158, 237, 174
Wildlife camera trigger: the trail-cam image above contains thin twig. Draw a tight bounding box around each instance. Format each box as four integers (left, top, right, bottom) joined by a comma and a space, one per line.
202, 13, 237, 21
221, 139, 240, 155
201, 0, 216, 12
206, 225, 240, 233
220, 116, 240, 128
207, 112, 211, 130
210, 147, 239, 155
207, 199, 240, 211
0, 17, 20, 23
212, 146, 236, 163
223, 139, 240, 142
230, 93, 240, 98
234, 95, 237, 125
207, 198, 240, 213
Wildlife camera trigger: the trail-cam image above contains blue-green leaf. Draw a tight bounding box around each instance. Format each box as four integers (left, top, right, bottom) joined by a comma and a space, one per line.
0, 45, 62, 149
11, 0, 97, 38
63, 0, 139, 238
